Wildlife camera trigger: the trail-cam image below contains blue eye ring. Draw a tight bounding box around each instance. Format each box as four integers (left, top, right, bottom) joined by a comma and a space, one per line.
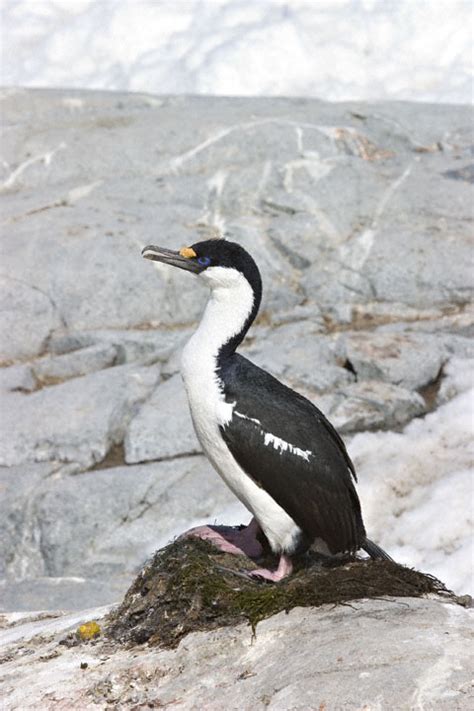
197, 256, 211, 266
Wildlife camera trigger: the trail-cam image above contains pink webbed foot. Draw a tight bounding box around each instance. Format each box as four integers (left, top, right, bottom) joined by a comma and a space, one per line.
249, 554, 293, 582
182, 517, 263, 559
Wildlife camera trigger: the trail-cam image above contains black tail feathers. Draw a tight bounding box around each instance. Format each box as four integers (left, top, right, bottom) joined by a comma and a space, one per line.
362, 538, 394, 562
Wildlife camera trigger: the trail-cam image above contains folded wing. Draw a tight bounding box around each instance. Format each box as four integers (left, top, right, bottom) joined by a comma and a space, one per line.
218, 354, 366, 554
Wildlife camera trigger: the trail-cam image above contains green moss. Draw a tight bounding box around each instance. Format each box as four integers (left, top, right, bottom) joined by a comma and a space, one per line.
105, 538, 454, 649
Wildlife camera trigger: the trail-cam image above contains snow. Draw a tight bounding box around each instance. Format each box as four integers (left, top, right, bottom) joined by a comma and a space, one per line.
352, 359, 474, 596
2, 0, 472, 103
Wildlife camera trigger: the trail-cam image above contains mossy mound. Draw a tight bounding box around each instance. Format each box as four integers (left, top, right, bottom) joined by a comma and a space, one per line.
106, 537, 453, 649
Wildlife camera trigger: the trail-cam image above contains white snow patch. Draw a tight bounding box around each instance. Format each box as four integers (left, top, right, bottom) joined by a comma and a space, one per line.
1, 0, 472, 103
351, 365, 474, 595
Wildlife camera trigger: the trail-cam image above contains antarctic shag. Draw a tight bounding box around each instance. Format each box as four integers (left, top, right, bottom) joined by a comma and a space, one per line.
142, 239, 391, 581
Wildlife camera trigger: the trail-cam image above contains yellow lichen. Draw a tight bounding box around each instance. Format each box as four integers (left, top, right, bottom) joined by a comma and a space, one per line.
77, 620, 101, 641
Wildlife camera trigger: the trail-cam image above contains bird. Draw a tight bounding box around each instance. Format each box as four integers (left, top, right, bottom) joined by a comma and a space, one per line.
142, 238, 392, 581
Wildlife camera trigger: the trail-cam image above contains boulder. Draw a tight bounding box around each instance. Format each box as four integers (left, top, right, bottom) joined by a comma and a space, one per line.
244, 321, 353, 392
343, 331, 445, 390
32, 343, 118, 383
48, 327, 190, 365
0, 364, 159, 469
318, 379, 426, 433
0, 276, 61, 362
0, 457, 237, 611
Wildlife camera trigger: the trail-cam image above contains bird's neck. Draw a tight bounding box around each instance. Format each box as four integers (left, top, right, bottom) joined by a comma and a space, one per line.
184, 276, 261, 369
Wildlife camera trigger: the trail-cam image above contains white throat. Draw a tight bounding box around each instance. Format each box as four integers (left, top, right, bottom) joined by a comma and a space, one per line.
181, 267, 255, 432
182, 267, 255, 364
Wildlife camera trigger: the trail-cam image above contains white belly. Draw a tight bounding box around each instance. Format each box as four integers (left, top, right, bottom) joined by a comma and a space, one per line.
181, 339, 301, 554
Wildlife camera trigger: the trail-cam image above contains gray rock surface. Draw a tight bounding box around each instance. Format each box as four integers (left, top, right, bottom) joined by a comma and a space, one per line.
125, 374, 200, 463
33, 343, 118, 383
0, 577, 124, 613
0, 598, 472, 710
343, 331, 445, 390
49, 327, 189, 365
1, 92, 472, 342
0, 457, 235, 611
0, 363, 36, 393
0, 89, 472, 612
244, 321, 353, 392
0, 364, 159, 469
318, 380, 426, 433
0, 276, 62, 362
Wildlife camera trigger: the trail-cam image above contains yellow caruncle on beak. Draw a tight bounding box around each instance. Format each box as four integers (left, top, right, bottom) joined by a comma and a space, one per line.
179, 247, 197, 258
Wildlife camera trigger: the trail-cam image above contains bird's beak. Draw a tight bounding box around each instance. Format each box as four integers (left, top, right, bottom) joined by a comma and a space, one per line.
141, 245, 202, 273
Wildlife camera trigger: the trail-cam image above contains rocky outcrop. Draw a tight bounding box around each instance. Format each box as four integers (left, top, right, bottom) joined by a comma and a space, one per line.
0, 89, 472, 611
0, 596, 472, 709
0, 457, 236, 610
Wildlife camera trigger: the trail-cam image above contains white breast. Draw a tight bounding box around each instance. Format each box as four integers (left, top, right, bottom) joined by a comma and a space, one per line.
180, 268, 302, 554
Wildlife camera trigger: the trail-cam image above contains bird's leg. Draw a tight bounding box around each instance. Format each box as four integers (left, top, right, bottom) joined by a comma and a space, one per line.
249, 553, 293, 582
181, 517, 263, 558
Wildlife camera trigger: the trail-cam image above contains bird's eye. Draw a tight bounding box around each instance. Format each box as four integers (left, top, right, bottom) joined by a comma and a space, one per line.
198, 256, 211, 266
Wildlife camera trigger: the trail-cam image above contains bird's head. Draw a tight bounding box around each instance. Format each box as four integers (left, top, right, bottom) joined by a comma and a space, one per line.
142, 239, 262, 295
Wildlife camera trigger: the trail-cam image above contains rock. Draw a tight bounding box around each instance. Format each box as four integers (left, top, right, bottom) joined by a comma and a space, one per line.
0, 364, 159, 469
244, 321, 353, 392
343, 331, 445, 390
0, 363, 36, 393
380, 324, 474, 360
33, 343, 118, 383
0, 577, 124, 614
374, 304, 474, 338
267, 302, 325, 328
0, 457, 235, 611
0, 276, 61, 362
125, 374, 200, 463
160, 340, 188, 378
438, 357, 474, 405
2, 92, 472, 340
0, 463, 55, 579
0, 597, 472, 709
48, 327, 190, 365
362, 156, 472, 308
318, 380, 426, 433
349, 301, 449, 329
